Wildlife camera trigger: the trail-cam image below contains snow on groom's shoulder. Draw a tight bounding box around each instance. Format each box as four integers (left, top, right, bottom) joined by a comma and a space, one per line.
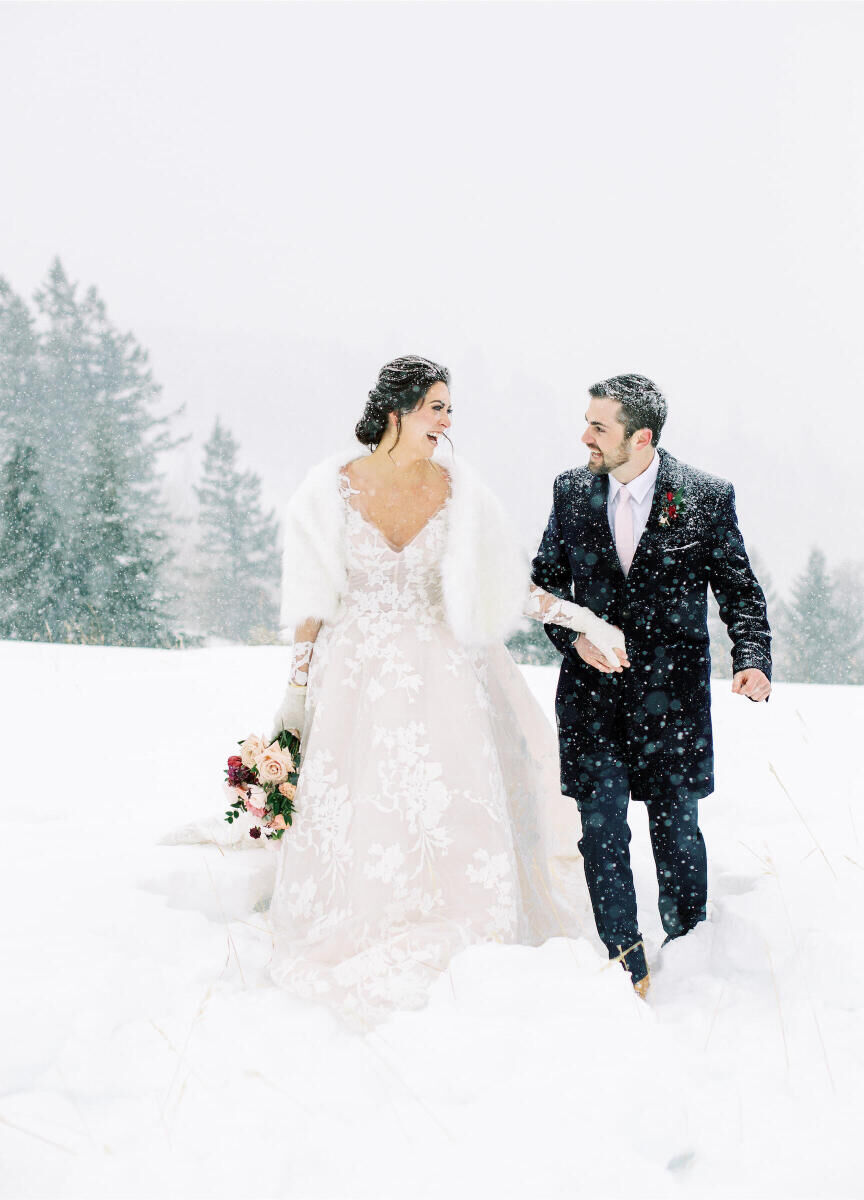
666, 451, 733, 499
552, 465, 593, 497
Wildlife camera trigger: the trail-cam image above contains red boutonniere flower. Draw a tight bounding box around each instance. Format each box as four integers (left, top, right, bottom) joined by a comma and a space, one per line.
658, 487, 686, 527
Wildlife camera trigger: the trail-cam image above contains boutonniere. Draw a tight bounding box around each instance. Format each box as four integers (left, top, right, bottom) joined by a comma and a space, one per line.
658, 488, 686, 527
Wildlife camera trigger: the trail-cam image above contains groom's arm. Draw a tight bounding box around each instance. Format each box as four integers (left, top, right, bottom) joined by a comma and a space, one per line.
531, 492, 578, 659
707, 483, 772, 680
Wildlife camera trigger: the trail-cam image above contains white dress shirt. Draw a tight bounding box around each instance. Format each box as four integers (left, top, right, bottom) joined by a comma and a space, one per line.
606, 451, 660, 556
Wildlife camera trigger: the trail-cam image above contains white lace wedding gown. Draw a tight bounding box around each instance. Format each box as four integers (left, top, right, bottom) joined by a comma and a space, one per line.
268, 475, 582, 1026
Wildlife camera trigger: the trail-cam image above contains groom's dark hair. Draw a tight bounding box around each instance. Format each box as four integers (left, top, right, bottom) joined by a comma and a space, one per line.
589, 374, 668, 446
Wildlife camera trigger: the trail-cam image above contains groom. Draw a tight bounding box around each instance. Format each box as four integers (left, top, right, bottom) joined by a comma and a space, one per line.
532, 374, 771, 995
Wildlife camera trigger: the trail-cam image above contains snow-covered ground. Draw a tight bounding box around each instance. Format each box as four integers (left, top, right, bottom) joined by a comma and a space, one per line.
1, 642, 862, 1200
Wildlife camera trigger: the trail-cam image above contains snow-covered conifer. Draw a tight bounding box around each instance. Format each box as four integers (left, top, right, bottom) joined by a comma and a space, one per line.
69, 422, 176, 645
830, 561, 864, 686
0, 279, 42, 457
507, 622, 562, 666
780, 548, 856, 684
194, 419, 280, 642
0, 442, 67, 640
34, 258, 185, 533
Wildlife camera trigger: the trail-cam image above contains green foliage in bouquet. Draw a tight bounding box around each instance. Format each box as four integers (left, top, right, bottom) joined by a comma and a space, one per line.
223, 729, 302, 840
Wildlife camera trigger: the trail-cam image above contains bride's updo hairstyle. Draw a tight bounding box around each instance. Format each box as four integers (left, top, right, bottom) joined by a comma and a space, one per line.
355, 355, 451, 451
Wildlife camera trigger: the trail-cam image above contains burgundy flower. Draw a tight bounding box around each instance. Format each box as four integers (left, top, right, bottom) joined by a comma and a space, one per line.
228, 762, 258, 786
227, 755, 242, 768
249, 826, 262, 839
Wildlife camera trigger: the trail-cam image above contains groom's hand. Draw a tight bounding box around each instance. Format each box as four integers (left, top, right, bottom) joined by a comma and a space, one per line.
732, 669, 771, 702
574, 634, 629, 674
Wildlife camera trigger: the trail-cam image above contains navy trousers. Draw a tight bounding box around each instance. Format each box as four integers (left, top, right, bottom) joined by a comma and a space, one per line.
574, 749, 708, 982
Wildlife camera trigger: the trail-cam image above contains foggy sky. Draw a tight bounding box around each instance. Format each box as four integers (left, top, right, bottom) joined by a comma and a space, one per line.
1, 1, 862, 590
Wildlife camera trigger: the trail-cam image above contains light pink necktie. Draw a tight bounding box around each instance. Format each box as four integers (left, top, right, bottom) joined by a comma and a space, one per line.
615, 485, 635, 576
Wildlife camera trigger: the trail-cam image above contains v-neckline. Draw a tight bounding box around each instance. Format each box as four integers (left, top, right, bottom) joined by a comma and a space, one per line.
339, 470, 451, 556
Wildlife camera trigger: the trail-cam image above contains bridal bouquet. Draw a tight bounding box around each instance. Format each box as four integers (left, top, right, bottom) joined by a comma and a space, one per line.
223, 729, 301, 841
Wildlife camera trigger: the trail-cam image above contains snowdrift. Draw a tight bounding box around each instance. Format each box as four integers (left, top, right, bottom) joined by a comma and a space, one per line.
1, 642, 861, 1199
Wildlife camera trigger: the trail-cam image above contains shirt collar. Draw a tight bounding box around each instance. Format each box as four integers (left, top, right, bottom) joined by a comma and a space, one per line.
608, 450, 659, 505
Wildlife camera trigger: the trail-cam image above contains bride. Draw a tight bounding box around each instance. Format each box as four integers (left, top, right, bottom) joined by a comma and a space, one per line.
265, 355, 628, 1026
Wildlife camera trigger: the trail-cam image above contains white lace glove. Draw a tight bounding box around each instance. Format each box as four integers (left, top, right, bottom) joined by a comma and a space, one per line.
575, 613, 627, 669
269, 641, 314, 741
525, 585, 627, 669
269, 684, 307, 742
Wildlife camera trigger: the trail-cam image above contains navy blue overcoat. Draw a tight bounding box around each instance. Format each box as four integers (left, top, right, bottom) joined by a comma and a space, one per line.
531, 448, 772, 803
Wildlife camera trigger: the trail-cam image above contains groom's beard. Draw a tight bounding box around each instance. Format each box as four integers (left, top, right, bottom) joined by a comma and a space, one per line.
587, 443, 631, 475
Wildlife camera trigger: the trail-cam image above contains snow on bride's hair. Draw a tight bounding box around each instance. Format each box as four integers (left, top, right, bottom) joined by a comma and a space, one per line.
355, 355, 451, 449
589, 374, 668, 446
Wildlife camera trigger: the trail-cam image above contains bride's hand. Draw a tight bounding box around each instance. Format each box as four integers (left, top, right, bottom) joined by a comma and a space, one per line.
574, 632, 630, 674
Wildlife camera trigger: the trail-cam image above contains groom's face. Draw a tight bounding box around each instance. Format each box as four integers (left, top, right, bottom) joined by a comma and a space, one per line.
582, 396, 632, 475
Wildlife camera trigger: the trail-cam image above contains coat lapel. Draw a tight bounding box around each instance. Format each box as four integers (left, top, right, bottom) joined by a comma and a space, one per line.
574, 449, 686, 582
626, 448, 683, 582
580, 470, 623, 576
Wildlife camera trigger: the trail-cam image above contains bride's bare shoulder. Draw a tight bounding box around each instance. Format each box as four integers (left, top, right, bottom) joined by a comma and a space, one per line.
428, 461, 452, 490
341, 456, 374, 487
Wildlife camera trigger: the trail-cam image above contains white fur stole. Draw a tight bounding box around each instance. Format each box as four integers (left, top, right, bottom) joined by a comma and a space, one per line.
279, 448, 528, 646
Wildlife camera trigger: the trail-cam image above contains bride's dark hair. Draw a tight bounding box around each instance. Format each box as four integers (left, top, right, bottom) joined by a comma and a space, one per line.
355, 355, 451, 451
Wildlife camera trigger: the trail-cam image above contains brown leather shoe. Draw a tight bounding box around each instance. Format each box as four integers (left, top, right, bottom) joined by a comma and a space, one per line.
633, 972, 651, 1000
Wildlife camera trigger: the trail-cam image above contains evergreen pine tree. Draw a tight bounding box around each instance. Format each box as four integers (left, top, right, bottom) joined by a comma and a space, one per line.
30, 259, 186, 640
34, 258, 185, 532
195, 419, 280, 642
32, 259, 101, 516
0, 279, 42, 456
0, 443, 67, 640
832, 562, 864, 686
780, 548, 854, 684
70, 422, 175, 645
506, 622, 563, 666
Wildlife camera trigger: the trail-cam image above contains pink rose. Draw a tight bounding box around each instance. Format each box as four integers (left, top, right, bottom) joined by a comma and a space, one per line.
255, 746, 294, 785
239, 735, 267, 770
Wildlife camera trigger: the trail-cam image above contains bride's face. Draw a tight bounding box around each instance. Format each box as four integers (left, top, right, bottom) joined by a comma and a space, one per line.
394, 382, 453, 457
